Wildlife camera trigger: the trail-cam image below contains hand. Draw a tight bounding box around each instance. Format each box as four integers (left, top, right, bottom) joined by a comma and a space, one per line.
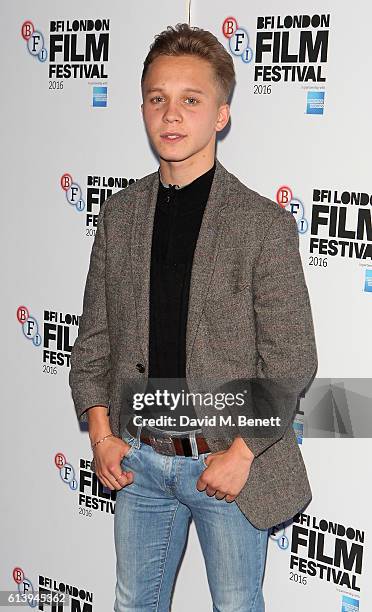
196, 439, 254, 502
93, 435, 135, 491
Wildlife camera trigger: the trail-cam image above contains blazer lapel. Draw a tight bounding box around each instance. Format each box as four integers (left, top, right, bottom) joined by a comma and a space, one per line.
130, 172, 159, 364
130, 159, 231, 372
185, 159, 230, 373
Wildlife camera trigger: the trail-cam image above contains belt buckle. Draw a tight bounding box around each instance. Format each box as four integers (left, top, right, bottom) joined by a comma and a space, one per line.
149, 434, 176, 456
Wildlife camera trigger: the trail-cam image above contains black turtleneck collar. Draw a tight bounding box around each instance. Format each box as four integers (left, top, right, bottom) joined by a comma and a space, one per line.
157, 161, 216, 210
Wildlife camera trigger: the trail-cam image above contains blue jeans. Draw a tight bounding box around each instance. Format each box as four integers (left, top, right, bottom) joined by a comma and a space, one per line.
114, 428, 269, 612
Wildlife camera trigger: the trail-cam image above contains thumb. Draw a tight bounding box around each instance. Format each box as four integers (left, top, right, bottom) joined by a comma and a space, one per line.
122, 470, 134, 483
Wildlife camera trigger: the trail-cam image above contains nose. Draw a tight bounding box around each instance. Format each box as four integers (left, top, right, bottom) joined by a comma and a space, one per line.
163, 99, 182, 123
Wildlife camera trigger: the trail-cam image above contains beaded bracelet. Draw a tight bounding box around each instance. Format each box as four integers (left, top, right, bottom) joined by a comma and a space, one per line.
91, 433, 114, 450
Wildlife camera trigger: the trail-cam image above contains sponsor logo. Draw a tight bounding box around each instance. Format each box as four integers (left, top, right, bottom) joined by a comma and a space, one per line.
307, 90, 325, 114
342, 595, 360, 612
93, 85, 107, 107
364, 269, 372, 292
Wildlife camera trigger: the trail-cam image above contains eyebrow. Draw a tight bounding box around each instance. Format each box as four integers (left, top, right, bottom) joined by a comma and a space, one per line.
145, 87, 206, 96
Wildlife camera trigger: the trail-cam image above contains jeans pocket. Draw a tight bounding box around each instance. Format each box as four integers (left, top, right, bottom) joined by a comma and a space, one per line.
121, 433, 138, 462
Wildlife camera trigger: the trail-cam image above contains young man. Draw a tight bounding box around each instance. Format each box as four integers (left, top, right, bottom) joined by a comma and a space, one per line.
69, 23, 317, 612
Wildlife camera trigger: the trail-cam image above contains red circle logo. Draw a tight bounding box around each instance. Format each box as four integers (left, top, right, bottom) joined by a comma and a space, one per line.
276, 185, 293, 208
222, 17, 238, 39
21, 21, 34, 41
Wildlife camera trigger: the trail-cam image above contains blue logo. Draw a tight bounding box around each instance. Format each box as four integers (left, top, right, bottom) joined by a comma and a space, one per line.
293, 421, 303, 445
286, 198, 308, 233
306, 91, 325, 115
364, 269, 372, 292
93, 86, 108, 107
341, 595, 359, 612
270, 524, 289, 550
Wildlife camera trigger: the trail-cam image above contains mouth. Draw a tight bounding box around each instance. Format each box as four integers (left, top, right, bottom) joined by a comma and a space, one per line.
160, 132, 186, 143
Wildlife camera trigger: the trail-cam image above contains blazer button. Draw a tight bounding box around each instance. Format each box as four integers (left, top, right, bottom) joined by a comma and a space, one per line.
136, 363, 146, 373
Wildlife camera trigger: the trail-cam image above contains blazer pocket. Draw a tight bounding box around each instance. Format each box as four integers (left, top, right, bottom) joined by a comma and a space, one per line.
205, 281, 250, 305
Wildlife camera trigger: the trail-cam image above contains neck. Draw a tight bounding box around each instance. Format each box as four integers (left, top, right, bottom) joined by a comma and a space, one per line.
158, 151, 216, 187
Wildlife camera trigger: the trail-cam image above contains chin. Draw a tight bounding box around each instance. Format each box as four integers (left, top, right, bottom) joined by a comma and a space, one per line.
158, 152, 193, 163
159, 156, 187, 163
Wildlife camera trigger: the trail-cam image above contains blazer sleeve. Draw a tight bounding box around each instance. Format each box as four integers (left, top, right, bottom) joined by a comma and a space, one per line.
69, 197, 112, 424
238, 208, 318, 457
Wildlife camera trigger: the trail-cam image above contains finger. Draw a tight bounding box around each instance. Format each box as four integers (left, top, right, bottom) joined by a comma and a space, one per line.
94, 459, 120, 490
97, 473, 116, 491
225, 494, 236, 503
103, 475, 122, 491
196, 476, 207, 492
93, 459, 113, 490
204, 452, 216, 466
103, 470, 132, 491
120, 470, 134, 486
114, 471, 134, 489
214, 490, 226, 501
205, 486, 217, 497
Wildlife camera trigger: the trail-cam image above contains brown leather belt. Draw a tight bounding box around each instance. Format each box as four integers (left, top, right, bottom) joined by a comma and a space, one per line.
126, 419, 210, 457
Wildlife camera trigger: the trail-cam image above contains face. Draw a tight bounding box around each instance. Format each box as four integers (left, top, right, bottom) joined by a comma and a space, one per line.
141, 54, 230, 166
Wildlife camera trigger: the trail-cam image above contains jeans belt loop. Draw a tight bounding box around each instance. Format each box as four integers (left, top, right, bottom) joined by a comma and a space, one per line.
189, 431, 199, 460
135, 423, 142, 449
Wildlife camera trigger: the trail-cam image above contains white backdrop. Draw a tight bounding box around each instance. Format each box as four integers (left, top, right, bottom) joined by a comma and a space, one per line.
1, 1, 370, 610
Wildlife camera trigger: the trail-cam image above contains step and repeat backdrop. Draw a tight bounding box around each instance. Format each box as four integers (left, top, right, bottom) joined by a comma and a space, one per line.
2, 0, 371, 610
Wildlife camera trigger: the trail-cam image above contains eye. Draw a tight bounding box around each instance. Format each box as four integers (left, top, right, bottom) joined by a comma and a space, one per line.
185, 97, 199, 105
150, 96, 164, 104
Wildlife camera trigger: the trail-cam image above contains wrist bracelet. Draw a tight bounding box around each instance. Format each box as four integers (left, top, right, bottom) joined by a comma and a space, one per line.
91, 433, 114, 450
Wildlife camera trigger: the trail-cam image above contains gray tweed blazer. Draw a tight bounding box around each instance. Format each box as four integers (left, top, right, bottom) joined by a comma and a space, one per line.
69, 158, 318, 529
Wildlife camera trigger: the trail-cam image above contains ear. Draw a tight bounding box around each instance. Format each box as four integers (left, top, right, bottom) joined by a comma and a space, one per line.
140, 102, 144, 115
216, 103, 230, 132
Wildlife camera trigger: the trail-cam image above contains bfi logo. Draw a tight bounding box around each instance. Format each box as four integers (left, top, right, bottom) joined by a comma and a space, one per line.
55, 452, 79, 491
60, 173, 85, 212
17, 305, 42, 347
276, 185, 308, 233
21, 20, 48, 63
222, 16, 253, 64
